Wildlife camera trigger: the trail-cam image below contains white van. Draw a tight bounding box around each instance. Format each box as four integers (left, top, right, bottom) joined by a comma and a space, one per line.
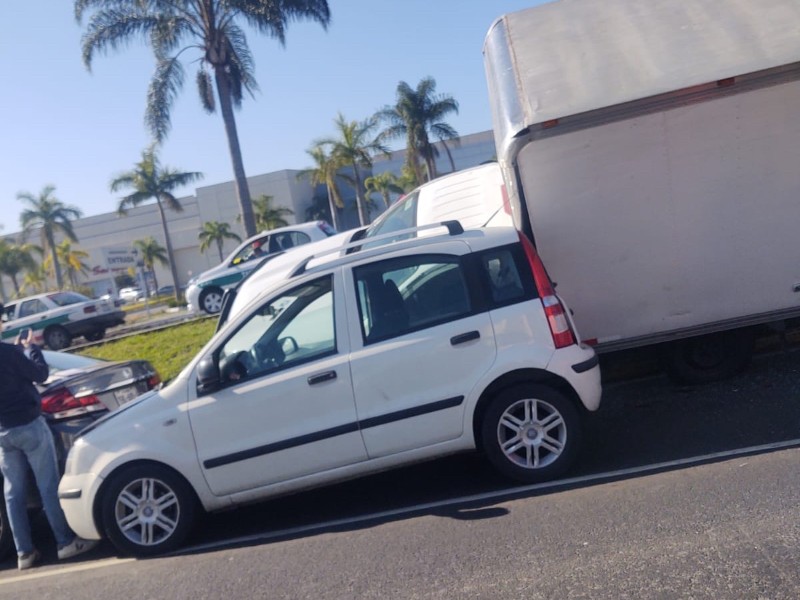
223, 163, 512, 323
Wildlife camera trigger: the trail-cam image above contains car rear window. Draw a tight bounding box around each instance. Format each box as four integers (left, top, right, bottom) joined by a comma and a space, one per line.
48, 291, 91, 306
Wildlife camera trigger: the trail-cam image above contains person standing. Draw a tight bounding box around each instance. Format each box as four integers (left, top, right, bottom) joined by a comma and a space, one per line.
0, 326, 98, 570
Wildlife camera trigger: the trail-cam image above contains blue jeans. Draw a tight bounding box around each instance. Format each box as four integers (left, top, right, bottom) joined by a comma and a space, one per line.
0, 416, 74, 555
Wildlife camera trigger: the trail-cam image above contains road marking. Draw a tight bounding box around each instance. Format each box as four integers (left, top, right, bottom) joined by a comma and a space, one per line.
181, 437, 800, 554
2, 437, 799, 584
0, 558, 135, 585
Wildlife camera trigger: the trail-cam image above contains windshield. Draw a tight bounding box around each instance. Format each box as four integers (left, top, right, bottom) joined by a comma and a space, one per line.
361, 191, 419, 249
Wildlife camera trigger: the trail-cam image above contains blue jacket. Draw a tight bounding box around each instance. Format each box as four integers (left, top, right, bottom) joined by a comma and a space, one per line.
0, 342, 49, 429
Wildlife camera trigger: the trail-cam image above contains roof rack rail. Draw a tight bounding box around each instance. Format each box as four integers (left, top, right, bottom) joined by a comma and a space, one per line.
289, 220, 465, 278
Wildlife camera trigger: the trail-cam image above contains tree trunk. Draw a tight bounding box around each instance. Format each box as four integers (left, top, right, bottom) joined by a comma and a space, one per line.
215, 67, 256, 238
216, 239, 224, 262
155, 198, 182, 304
48, 231, 63, 290
326, 185, 340, 231
352, 163, 368, 226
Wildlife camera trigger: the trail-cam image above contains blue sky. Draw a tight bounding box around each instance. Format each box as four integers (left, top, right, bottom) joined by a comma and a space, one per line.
0, 1, 546, 235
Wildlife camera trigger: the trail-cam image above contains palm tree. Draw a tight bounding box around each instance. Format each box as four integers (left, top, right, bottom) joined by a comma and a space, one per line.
304, 192, 332, 223
376, 77, 460, 184
21, 265, 48, 296
199, 221, 242, 262
316, 113, 388, 226
299, 145, 344, 231
76, 0, 331, 239
111, 147, 202, 303
0, 241, 37, 296
48, 240, 90, 290
18, 185, 83, 290
364, 171, 404, 209
133, 237, 170, 295
251, 195, 294, 230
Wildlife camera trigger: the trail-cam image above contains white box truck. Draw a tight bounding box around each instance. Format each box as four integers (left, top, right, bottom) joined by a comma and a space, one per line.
483, 0, 800, 382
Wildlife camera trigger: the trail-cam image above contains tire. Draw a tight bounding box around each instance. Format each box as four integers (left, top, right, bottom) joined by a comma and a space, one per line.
101, 464, 197, 557
44, 325, 72, 351
199, 287, 224, 314
0, 489, 14, 561
664, 329, 755, 385
480, 384, 582, 483
84, 329, 106, 342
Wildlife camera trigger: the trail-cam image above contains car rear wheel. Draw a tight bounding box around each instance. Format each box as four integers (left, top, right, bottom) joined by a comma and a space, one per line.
101, 464, 197, 557
44, 325, 72, 351
481, 384, 581, 483
199, 287, 224, 314
84, 329, 106, 342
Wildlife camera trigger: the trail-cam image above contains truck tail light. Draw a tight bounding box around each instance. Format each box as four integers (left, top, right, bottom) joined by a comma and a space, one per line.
518, 232, 576, 348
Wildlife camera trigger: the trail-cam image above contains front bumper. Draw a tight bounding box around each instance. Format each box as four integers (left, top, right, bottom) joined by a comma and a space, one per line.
185, 284, 201, 312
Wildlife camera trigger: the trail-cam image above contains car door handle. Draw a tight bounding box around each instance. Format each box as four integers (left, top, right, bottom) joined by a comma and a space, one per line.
308, 371, 337, 385
450, 331, 480, 346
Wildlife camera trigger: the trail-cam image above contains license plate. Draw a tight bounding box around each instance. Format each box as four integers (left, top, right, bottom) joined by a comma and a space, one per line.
114, 386, 139, 405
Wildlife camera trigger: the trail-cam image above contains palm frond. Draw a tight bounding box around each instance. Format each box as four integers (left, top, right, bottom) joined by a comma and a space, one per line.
146, 56, 186, 142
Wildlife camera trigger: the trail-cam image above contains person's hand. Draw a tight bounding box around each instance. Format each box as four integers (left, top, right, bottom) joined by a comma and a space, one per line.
16, 329, 33, 348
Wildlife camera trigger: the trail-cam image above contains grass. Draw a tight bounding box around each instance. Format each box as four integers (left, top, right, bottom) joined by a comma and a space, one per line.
78, 318, 217, 382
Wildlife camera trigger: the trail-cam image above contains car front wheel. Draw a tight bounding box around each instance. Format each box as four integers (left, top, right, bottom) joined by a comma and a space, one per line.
44, 325, 72, 351
101, 464, 197, 557
199, 287, 224, 314
481, 384, 582, 483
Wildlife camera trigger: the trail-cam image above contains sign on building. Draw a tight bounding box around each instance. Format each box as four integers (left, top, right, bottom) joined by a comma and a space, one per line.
102, 247, 139, 271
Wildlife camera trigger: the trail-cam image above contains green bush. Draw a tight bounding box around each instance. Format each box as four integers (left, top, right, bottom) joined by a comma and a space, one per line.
78, 318, 217, 382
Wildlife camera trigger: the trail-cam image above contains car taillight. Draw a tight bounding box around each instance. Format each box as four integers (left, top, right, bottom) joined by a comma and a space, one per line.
83, 305, 97, 314
41, 388, 101, 419
518, 232, 576, 349
147, 373, 161, 388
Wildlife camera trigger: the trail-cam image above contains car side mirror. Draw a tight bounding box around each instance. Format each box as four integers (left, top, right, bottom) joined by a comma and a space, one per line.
196, 355, 221, 395
280, 336, 299, 355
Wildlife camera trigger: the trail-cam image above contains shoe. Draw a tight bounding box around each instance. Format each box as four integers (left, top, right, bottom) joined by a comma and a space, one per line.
18, 550, 40, 570
57, 537, 99, 560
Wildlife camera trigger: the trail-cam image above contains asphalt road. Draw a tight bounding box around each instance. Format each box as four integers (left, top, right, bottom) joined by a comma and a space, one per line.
2, 346, 800, 598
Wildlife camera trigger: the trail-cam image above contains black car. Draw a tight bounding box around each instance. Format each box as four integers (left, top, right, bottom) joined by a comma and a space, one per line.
0, 350, 161, 559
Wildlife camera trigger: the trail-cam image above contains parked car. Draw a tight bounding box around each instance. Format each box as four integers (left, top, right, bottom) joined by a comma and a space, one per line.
153, 285, 177, 297
0, 349, 161, 559
0, 291, 126, 350
185, 221, 336, 314
118, 287, 144, 303
59, 222, 601, 557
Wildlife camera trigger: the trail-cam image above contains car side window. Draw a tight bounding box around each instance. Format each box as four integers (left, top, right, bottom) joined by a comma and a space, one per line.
217, 276, 335, 385
355, 254, 471, 344
362, 190, 420, 249
232, 236, 270, 265
270, 231, 311, 253
18, 299, 47, 318
482, 249, 525, 303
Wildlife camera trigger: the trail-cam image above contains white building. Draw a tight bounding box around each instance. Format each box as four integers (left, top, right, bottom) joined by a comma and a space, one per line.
1, 130, 495, 300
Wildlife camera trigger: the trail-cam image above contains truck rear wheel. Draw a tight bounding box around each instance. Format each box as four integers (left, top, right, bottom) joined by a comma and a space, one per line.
664, 329, 755, 385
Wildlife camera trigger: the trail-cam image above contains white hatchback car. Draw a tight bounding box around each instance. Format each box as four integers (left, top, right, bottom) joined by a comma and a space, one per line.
59, 222, 601, 556
185, 221, 336, 314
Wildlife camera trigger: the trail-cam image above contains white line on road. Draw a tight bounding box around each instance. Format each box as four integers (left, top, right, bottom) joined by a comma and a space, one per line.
0, 557, 135, 585
2, 437, 799, 586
